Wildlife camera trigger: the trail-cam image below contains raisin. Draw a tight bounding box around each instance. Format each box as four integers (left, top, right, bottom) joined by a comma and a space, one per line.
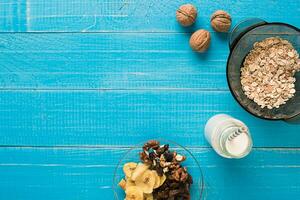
164, 151, 174, 162
149, 152, 156, 160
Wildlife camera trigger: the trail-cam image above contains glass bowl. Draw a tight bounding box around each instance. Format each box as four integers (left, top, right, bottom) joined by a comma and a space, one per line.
226, 18, 300, 123
112, 139, 204, 200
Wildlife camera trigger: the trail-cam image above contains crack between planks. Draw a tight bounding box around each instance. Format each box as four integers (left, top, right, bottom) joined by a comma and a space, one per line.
0, 31, 298, 34
0, 145, 299, 150
0, 88, 230, 92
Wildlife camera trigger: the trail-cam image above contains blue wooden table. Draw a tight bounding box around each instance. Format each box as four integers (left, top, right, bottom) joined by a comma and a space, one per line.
0, 0, 299, 199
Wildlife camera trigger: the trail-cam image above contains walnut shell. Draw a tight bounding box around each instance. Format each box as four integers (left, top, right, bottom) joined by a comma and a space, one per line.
210, 10, 231, 32
189, 29, 211, 52
176, 4, 197, 27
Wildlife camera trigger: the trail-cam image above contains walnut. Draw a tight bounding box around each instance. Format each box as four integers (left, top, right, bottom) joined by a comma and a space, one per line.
143, 140, 160, 151
189, 29, 211, 52
210, 10, 231, 32
171, 167, 188, 182
175, 154, 186, 162
176, 4, 197, 26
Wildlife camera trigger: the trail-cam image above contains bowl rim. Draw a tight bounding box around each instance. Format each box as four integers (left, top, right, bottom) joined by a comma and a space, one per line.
112, 138, 205, 200
226, 21, 300, 121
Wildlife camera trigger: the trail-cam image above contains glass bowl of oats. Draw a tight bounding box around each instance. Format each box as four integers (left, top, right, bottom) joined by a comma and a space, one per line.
112, 139, 204, 200
227, 18, 300, 123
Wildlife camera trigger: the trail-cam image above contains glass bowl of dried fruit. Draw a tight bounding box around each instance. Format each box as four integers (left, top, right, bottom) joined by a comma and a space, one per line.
113, 140, 204, 200
227, 18, 300, 123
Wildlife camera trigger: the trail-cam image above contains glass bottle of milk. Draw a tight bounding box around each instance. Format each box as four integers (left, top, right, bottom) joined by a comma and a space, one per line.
204, 114, 252, 159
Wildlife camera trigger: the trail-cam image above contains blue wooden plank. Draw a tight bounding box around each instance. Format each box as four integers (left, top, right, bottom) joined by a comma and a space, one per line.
0, 32, 230, 90
0, 0, 28, 32
0, 0, 299, 32
0, 1, 299, 200
0, 90, 299, 147
0, 147, 299, 200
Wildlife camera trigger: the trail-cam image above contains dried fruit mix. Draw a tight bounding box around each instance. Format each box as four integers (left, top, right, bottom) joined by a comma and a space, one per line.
118, 140, 193, 200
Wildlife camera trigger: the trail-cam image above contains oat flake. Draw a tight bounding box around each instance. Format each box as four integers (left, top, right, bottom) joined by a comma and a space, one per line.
241, 37, 300, 109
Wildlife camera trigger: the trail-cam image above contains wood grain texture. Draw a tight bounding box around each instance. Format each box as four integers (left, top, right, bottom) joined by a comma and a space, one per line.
0, 90, 300, 147
0, 0, 300, 199
0, 32, 229, 90
0, 0, 299, 32
0, 147, 299, 200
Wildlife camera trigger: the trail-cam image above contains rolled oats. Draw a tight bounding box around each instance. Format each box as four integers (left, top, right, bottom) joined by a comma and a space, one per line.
241, 37, 300, 109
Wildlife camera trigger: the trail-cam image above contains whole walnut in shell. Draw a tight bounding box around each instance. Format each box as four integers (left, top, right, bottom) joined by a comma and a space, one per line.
176, 4, 197, 26
189, 29, 211, 52
210, 10, 231, 32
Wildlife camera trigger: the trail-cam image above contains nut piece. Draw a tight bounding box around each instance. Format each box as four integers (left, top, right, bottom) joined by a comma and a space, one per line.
176, 4, 197, 26
189, 29, 211, 52
175, 154, 186, 162
210, 10, 231, 32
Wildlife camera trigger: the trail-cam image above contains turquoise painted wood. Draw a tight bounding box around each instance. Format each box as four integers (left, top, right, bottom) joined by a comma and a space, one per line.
0, 0, 299, 32
1, 90, 300, 147
0, 0, 299, 200
0, 147, 300, 200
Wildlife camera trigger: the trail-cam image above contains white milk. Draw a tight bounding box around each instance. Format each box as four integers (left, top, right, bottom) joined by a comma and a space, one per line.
204, 114, 252, 159
225, 132, 251, 156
